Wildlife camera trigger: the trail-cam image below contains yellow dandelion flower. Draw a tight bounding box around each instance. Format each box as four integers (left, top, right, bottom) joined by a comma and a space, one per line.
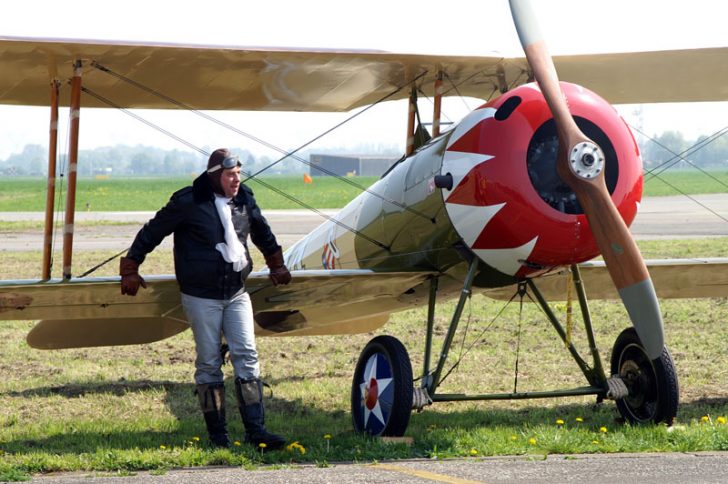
556, 419, 565, 426
510, 435, 518, 441
575, 417, 584, 423
159, 445, 166, 450
259, 443, 267, 449
701, 415, 710, 423
592, 440, 599, 444
599, 426, 608, 433
286, 442, 306, 455
470, 448, 478, 456
324, 434, 332, 440
717, 416, 726, 425
192, 436, 200, 442
287, 442, 306, 455
234, 441, 242, 446
528, 438, 537, 445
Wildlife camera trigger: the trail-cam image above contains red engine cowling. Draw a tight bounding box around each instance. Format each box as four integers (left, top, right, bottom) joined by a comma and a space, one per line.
441, 82, 642, 278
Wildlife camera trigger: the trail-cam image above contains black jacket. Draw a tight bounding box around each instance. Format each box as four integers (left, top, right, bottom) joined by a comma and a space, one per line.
127, 173, 281, 299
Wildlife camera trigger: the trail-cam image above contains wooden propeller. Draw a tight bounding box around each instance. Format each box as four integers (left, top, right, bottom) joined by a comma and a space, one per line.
509, 0, 664, 360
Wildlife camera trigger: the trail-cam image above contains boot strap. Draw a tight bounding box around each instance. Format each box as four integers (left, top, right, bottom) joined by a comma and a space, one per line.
196, 383, 225, 413
235, 378, 261, 405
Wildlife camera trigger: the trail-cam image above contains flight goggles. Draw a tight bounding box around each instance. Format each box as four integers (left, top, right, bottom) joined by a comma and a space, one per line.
207, 155, 241, 173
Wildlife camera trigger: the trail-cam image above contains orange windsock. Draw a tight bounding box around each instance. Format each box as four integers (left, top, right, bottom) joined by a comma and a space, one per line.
303, 173, 313, 184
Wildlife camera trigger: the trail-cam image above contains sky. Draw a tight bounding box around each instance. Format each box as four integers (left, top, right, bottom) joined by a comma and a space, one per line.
0, 0, 727, 160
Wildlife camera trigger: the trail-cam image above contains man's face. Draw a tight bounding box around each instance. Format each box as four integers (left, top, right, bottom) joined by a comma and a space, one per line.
220, 166, 241, 198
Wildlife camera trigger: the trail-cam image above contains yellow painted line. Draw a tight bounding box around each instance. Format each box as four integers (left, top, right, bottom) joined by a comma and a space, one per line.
371, 463, 486, 484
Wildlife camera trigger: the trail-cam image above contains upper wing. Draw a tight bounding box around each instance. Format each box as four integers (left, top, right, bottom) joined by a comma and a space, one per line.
0, 36, 508, 111
1, 36, 726, 111
552, 49, 728, 104
485, 258, 728, 301
0, 269, 433, 349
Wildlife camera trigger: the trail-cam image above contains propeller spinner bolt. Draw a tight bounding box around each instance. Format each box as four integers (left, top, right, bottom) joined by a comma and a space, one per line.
569, 141, 604, 180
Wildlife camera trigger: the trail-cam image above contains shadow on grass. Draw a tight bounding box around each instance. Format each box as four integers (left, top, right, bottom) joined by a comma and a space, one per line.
3, 378, 728, 458
2, 379, 184, 399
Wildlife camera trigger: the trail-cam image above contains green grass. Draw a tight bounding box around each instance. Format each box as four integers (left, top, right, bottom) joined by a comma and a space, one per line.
0, 176, 378, 212
642, 169, 728, 197
1, 241, 728, 479
0, 170, 727, 212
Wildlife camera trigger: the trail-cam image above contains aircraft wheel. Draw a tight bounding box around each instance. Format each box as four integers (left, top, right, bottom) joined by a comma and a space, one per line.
351, 335, 413, 436
610, 328, 679, 425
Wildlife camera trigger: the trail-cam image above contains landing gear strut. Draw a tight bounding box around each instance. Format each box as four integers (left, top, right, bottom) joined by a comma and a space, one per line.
350, 261, 680, 436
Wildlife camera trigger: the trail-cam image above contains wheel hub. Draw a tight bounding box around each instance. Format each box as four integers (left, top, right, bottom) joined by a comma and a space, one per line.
365, 378, 379, 410
620, 359, 646, 407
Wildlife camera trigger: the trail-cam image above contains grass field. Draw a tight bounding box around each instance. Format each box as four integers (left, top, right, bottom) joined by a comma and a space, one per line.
0, 176, 379, 212
1, 238, 728, 480
1, 170, 728, 212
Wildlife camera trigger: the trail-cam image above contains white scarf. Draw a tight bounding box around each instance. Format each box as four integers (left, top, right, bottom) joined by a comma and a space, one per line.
213, 194, 248, 272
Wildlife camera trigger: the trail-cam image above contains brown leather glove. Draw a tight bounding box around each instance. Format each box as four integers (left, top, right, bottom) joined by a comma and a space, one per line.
264, 248, 291, 286
120, 256, 147, 296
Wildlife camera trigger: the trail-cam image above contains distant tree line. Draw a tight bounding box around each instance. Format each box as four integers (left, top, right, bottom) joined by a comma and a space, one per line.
1, 132, 725, 177
640, 130, 728, 170
0, 143, 401, 177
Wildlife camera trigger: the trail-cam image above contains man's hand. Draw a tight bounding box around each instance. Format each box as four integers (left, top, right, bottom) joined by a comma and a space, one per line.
264, 248, 291, 286
120, 256, 147, 296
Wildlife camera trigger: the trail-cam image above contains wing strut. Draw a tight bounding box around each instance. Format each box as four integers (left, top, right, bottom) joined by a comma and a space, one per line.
62, 60, 83, 280
42, 79, 61, 280
432, 71, 443, 138
405, 86, 417, 156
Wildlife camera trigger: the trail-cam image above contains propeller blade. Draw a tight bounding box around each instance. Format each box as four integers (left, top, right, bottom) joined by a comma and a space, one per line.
509, 0, 664, 359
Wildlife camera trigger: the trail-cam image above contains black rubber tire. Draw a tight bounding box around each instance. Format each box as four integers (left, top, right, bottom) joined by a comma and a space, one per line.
610, 327, 679, 425
351, 335, 413, 436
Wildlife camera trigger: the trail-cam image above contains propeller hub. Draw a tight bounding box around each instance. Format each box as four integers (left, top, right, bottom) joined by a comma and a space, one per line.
569, 141, 605, 180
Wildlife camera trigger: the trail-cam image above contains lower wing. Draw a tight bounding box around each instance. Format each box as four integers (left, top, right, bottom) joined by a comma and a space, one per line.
485, 258, 728, 301
3, 258, 725, 349
0, 270, 433, 349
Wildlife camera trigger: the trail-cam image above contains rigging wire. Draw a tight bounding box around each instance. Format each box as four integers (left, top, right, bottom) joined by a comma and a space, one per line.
81, 88, 208, 157
77, 248, 129, 278
437, 289, 520, 387
631, 124, 728, 225
90, 62, 435, 223
440, 64, 528, 115
512, 285, 525, 393
418, 83, 499, 129
644, 175, 728, 225
81, 86, 391, 253
443, 71, 476, 112
638, 124, 728, 185
49, 107, 72, 278
526, 287, 592, 373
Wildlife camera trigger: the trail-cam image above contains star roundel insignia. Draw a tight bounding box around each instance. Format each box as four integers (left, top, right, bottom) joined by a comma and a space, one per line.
359, 353, 393, 432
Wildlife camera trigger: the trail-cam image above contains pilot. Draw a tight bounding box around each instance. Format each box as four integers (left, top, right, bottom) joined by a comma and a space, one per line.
119, 148, 291, 449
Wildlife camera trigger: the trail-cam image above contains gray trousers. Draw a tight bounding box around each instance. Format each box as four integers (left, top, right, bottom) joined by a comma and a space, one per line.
181, 291, 260, 384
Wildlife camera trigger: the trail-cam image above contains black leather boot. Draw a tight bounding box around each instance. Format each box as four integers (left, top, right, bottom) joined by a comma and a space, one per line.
234, 377, 286, 450
196, 382, 231, 448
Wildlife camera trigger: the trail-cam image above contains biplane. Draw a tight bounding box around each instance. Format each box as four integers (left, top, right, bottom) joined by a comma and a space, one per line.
2, 0, 728, 438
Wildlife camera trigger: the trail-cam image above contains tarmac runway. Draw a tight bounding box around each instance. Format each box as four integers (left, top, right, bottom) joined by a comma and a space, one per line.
1, 194, 728, 252
28, 451, 728, 483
